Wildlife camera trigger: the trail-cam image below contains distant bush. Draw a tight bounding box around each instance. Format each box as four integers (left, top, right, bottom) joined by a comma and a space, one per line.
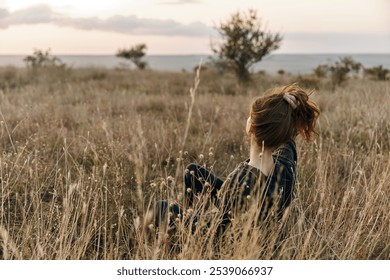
24, 49, 66, 69
22, 49, 70, 84
364, 65, 390, 81
313, 56, 362, 90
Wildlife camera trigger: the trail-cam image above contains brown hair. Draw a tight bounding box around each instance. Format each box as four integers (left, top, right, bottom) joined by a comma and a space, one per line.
249, 83, 320, 149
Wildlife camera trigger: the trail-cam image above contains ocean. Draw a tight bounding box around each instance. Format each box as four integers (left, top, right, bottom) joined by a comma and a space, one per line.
0, 54, 389, 75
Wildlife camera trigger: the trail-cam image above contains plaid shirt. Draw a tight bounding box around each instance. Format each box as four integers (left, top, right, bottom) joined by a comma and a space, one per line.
219, 139, 297, 223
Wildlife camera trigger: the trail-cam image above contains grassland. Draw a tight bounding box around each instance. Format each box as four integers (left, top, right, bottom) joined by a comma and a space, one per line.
0, 65, 389, 259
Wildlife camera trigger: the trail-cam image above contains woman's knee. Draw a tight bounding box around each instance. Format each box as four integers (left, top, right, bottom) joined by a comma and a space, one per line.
185, 163, 199, 174
184, 163, 199, 183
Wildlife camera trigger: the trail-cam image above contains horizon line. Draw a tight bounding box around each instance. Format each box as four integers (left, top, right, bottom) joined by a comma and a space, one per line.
0, 52, 389, 56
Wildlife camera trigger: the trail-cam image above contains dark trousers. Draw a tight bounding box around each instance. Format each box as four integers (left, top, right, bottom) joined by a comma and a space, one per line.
153, 164, 224, 229
184, 163, 224, 206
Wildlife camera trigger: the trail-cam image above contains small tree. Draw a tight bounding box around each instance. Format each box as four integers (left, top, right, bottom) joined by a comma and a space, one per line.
329, 57, 361, 87
116, 44, 148, 70
212, 9, 282, 82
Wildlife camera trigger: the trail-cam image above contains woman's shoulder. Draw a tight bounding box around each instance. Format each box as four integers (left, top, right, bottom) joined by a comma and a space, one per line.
225, 160, 251, 179
272, 139, 297, 164
223, 160, 265, 188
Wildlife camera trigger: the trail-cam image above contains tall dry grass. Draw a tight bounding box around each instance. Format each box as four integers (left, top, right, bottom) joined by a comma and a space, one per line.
0, 66, 389, 259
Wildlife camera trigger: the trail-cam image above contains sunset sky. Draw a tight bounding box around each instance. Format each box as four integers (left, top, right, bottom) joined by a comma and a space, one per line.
0, 0, 389, 54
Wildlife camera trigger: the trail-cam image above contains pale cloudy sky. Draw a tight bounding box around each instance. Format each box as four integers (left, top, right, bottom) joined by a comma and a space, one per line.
0, 0, 389, 54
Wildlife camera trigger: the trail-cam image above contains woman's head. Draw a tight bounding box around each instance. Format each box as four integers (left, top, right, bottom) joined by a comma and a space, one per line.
248, 83, 320, 149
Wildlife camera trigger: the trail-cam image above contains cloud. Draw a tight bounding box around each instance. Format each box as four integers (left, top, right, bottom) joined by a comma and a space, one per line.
0, 4, 212, 37
283, 32, 390, 53
0, 4, 59, 26
0, 8, 9, 28
159, 0, 201, 4
57, 15, 211, 37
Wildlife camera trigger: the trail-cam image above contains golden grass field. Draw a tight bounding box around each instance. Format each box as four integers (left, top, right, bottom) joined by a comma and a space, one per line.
0, 65, 389, 259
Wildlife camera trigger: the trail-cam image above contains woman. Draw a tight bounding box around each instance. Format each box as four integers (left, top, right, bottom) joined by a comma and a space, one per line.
153, 83, 320, 234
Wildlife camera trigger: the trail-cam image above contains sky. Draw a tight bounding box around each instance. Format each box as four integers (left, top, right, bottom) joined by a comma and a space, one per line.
0, 0, 389, 54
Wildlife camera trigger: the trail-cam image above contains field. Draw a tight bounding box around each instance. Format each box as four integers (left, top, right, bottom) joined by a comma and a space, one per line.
0, 65, 389, 259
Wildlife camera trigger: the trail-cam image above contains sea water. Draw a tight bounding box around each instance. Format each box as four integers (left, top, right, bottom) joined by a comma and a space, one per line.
0, 54, 389, 75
